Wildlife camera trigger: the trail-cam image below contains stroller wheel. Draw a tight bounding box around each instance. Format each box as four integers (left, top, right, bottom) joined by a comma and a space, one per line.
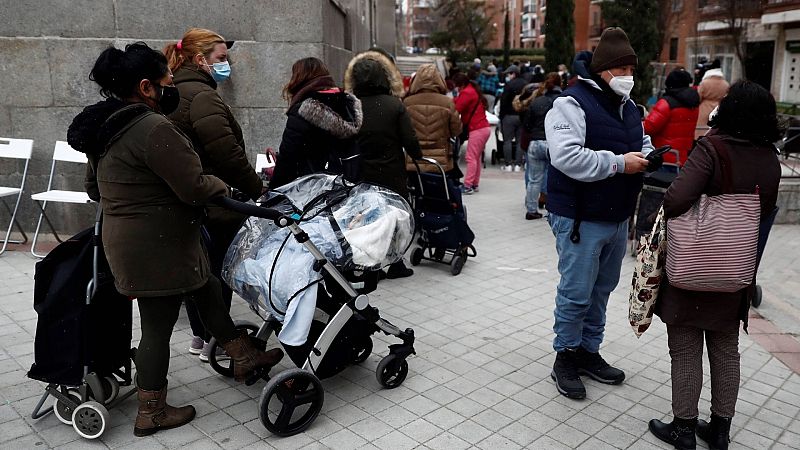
410, 247, 424, 266
71, 401, 109, 439
100, 376, 120, 405
259, 368, 324, 437
209, 321, 261, 378
54, 389, 81, 425
450, 251, 466, 276
752, 284, 763, 308
353, 337, 373, 364
376, 354, 409, 389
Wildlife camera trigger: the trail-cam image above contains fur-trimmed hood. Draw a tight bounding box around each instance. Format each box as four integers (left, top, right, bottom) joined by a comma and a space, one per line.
344, 51, 404, 98
296, 89, 363, 139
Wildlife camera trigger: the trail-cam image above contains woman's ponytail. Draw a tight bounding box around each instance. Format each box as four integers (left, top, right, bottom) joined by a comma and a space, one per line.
162, 42, 185, 73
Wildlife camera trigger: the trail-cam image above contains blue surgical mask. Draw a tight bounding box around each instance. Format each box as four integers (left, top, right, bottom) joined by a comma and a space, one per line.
205, 60, 231, 82
505, 76, 511, 83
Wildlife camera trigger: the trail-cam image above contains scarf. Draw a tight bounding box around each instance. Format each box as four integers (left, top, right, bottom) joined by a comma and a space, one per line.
290, 75, 337, 107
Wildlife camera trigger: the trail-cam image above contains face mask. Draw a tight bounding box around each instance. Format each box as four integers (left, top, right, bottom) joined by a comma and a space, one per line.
205, 60, 231, 82
154, 84, 180, 115
505, 76, 512, 83
607, 71, 634, 98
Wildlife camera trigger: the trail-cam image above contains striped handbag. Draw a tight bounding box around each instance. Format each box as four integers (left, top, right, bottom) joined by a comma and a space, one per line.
665, 138, 761, 293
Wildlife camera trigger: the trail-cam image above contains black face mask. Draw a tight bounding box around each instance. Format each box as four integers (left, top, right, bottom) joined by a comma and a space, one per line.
153, 84, 180, 115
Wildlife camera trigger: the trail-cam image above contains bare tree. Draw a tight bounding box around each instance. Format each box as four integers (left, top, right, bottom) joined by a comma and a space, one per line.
713, 0, 762, 79
435, 0, 496, 59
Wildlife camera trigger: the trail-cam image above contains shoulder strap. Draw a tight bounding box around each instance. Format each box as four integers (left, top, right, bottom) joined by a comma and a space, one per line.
699, 134, 738, 193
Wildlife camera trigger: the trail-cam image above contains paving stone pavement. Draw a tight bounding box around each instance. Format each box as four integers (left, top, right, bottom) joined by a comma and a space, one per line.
1, 173, 799, 449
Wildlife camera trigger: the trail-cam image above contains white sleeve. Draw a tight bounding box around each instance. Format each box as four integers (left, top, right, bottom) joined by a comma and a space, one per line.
544, 96, 626, 182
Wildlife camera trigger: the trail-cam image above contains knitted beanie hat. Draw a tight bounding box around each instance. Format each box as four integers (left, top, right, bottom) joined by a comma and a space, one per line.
589, 27, 638, 73
665, 68, 692, 89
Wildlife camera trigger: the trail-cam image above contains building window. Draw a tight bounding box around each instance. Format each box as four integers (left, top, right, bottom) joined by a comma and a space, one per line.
669, 38, 679, 61
672, 0, 682, 11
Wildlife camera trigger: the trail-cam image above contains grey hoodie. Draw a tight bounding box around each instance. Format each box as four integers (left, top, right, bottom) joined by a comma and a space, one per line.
544, 76, 654, 182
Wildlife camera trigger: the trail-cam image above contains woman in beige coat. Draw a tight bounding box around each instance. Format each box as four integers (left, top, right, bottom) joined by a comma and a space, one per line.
695, 68, 729, 135
402, 64, 462, 174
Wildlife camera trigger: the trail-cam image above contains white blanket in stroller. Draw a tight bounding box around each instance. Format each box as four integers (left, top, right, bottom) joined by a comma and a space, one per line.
225, 176, 414, 346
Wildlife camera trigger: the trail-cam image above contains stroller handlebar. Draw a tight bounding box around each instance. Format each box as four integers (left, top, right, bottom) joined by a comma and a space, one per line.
213, 196, 289, 223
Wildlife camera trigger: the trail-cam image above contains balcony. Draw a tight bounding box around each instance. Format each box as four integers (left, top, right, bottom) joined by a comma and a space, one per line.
763, 0, 800, 22
698, 0, 762, 20
522, 29, 537, 39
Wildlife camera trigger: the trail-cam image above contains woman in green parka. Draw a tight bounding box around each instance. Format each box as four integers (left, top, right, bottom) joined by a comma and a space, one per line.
68, 42, 282, 437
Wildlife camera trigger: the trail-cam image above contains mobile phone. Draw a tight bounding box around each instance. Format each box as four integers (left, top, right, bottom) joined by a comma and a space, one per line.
646, 145, 671, 161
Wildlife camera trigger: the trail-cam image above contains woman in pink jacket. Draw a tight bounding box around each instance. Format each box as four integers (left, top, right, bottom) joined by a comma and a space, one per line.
452, 73, 491, 194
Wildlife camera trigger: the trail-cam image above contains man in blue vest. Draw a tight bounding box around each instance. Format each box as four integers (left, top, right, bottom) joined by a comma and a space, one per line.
544, 27, 658, 399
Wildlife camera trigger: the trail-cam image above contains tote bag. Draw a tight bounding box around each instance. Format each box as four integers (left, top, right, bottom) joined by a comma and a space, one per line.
665, 138, 761, 293
629, 207, 666, 337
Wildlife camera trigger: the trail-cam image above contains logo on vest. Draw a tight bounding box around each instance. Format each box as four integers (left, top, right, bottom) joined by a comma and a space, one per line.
552, 123, 570, 131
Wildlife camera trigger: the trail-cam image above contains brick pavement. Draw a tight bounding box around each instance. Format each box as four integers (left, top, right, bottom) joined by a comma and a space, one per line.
1, 174, 799, 449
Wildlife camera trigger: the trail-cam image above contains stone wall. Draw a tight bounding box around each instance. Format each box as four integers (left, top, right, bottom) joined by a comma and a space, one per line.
0, 0, 394, 236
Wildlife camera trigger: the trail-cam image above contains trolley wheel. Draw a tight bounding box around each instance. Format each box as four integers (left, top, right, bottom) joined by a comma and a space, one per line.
259, 368, 324, 437
209, 321, 261, 378
101, 376, 120, 405
353, 337, 373, 364
450, 251, 465, 276
71, 401, 109, 439
410, 247, 424, 266
54, 389, 81, 425
376, 354, 409, 389
752, 284, 763, 308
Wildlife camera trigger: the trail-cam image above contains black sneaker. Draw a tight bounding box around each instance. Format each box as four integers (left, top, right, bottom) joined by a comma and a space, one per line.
551, 350, 586, 399
575, 347, 625, 385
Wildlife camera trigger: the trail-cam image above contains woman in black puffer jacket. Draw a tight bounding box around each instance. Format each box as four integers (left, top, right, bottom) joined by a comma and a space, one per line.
271, 57, 363, 188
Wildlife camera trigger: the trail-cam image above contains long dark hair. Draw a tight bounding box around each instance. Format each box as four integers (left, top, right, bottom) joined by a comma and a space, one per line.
282, 57, 331, 102
90, 42, 169, 99
709, 80, 783, 144
452, 73, 488, 109
536, 72, 562, 96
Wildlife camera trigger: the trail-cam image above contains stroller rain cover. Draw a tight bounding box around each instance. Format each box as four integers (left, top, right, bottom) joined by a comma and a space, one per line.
222, 174, 414, 346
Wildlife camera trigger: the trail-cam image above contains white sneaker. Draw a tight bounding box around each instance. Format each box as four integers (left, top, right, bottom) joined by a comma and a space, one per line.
513, 164, 521, 172
502, 164, 513, 172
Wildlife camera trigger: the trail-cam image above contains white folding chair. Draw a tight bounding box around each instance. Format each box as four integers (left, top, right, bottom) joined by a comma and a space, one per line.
30, 141, 94, 258
0, 138, 34, 255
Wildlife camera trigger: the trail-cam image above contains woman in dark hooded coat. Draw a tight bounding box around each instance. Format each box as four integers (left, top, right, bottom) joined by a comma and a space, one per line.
344, 50, 422, 278
271, 57, 363, 188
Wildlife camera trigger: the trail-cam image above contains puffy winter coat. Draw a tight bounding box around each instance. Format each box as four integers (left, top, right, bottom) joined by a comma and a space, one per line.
643, 87, 700, 165
403, 64, 461, 172
271, 88, 363, 188
169, 66, 261, 200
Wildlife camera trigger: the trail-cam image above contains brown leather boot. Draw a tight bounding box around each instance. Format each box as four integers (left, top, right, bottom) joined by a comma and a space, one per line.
133, 384, 196, 437
222, 331, 284, 382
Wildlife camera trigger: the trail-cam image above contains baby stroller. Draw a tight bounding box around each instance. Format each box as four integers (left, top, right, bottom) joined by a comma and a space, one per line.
408, 158, 476, 275
28, 210, 135, 439
208, 174, 417, 437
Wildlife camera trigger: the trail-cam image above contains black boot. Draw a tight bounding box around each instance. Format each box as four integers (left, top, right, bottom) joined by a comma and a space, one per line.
551, 350, 586, 399
648, 417, 697, 450
386, 261, 414, 279
696, 414, 732, 450
574, 347, 625, 385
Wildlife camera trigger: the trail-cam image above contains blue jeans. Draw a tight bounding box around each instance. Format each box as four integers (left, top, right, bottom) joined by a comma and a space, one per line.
525, 140, 549, 213
548, 213, 628, 353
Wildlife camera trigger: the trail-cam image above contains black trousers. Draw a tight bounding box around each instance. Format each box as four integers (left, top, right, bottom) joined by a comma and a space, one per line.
185, 219, 240, 341
136, 277, 236, 390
